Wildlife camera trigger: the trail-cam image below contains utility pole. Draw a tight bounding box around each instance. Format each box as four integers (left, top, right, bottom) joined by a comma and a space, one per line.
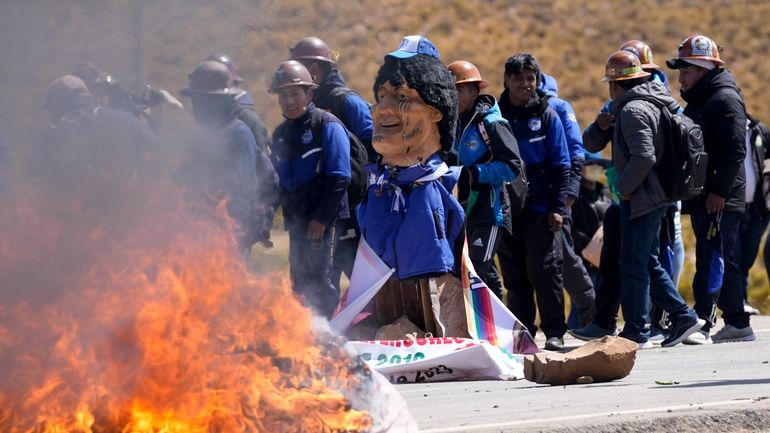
133, 0, 144, 92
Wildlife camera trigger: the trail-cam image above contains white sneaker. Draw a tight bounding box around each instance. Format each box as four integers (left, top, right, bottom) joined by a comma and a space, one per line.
712, 324, 756, 343
743, 303, 761, 316
638, 340, 654, 350
682, 330, 712, 345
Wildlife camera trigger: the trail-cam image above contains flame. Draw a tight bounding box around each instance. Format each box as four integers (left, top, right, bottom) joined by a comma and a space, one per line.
0, 162, 372, 432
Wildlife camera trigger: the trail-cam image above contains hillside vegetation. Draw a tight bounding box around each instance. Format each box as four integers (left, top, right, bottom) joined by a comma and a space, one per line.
1, 0, 768, 310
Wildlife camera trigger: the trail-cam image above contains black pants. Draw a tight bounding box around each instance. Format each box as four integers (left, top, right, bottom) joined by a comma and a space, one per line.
331, 215, 359, 286
497, 209, 565, 339
467, 225, 504, 298
289, 220, 339, 319
561, 216, 596, 327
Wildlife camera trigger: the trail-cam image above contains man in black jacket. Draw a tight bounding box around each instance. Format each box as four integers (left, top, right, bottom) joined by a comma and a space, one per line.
667, 35, 752, 343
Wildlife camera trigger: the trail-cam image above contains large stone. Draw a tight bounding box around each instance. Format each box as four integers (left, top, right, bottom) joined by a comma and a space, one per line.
375, 316, 424, 340
524, 336, 638, 385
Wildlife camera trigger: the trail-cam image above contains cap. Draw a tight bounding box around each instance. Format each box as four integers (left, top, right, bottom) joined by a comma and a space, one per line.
386, 35, 440, 59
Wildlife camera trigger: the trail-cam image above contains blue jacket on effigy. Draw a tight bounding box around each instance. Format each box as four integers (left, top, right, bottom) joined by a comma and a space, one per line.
359, 153, 465, 279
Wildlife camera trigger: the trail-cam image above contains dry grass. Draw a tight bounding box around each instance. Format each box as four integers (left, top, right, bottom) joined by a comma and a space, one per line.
1, 0, 768, 310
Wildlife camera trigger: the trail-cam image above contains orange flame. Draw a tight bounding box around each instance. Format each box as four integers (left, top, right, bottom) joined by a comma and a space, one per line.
0, 169, 372, 432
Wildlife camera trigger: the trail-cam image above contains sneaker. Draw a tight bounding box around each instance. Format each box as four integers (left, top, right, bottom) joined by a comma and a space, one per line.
662, 317, 706, 347
649, 326, 668, 345
682, 330, 712, 345
567, 323, 618, 341
712, 324, 756, 343
638, 340, 655, 350
544, 336, 565, 351
744, 302, 761, 316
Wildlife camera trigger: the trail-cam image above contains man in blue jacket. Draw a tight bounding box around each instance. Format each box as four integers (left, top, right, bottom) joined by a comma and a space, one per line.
448, 60, 523, 300
497, 53, 571, 351
289, 36, 374, 296
269, 60, 351, 319
539, 72, 596, 329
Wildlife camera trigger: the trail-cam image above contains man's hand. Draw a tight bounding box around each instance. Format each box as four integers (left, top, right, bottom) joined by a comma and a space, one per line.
306, 220, 327, 241
595, 112, 614, 131
548, 212, 563, 232
706, 193, 726, 214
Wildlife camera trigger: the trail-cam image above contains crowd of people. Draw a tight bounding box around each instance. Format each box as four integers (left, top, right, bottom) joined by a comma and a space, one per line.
11, 33, 770, 352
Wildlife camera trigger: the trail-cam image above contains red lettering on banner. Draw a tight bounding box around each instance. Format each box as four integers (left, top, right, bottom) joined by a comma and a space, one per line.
403, 339, 414, 347
442, 337, 452, 344
416, 338, 427, 346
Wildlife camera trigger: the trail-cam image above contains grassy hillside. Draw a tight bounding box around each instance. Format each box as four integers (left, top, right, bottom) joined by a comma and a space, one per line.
1, 0, 768, 310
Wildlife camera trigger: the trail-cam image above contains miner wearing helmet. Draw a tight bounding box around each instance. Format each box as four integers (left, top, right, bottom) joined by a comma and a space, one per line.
447, 60, 522, 302
494, 53, 571, 351
574, 39, 681, 344
268, 60, 351, 319
205, 53, 270, 155
180, 60, 278, 255
289, 37, 373, 159
289, 36, 373, 301
667, 35, 752, 344
585, 50, 704, 349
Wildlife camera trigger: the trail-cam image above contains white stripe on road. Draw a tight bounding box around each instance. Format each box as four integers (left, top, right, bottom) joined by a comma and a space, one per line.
419, 398, 758, 433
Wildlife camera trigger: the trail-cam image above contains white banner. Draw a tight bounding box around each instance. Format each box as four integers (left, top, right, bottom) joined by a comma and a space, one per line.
347, 338, 525, 383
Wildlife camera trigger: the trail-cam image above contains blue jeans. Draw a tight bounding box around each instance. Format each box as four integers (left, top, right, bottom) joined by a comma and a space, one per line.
690, 211, 745, 330
619, 202, 693, 342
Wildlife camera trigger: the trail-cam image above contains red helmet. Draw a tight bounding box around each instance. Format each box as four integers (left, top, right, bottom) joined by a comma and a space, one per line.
620, 40, 659, 70
448, 60, 490, 90
181, 61, 233, 96
289, 37, 339, 64
205, 53, 243, 84
268, 60, 318, 93
666, 35, 725, 69
603, 50, 651, 82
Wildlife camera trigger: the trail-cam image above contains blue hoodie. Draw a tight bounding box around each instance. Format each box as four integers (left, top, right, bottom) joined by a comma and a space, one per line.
540, 73, 585, 199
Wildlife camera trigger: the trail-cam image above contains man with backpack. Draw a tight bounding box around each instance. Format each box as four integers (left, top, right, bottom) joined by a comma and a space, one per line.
448, 60, 523, 300
289, 36, 373, 290
497, 53, 571, 351
268, 60, 351, 319
667, 35, 752, 343
590, 50, 703, 348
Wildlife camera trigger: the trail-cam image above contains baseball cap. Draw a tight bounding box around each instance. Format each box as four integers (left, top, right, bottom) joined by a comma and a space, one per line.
386, 35, 440, 59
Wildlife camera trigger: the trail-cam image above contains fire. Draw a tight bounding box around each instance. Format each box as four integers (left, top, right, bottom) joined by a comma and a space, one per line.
0, 164, 373, 432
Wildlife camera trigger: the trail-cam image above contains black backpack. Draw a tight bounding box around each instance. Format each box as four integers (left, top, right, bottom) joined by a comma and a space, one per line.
323, 86, 377, 163
310, 109, 369, 207
622, 96, 708, 201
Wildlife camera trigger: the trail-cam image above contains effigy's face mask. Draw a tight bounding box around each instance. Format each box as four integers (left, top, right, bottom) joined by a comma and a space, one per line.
372, 82, 442, 167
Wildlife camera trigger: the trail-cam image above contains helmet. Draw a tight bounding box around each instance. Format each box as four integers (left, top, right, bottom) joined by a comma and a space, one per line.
447, 60, 489, 90
289, 37, 339, 64
666, 35, 725, 69
620, 40, 659, 70
43, 75, 91, 112
181, 61, 233, 96
603, 50, 651, 82
268, 60, 318, 93
205, 53, 243, 84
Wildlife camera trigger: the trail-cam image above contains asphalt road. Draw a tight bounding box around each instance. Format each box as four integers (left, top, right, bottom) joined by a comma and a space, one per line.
398, 315, 770, 432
